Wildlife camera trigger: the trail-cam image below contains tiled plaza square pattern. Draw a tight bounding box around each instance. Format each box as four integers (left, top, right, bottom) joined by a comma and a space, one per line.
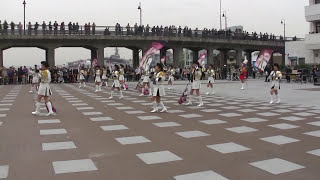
0, 83, 319, 180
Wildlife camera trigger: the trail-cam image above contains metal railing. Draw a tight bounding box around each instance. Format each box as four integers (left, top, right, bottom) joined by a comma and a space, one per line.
0, 24, 299, 42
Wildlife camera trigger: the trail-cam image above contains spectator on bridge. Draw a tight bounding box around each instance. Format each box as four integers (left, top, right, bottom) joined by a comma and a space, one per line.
60, 22, 65, 35
68, 22, 72, 35
18, 22, 23, 35
75, 22, 79, 34
145, 24, 150, 36
92, 22, 96, 35
54, 21, 58, 35
3, 20, 8, 35
48, 21, 52, 35
104, 27, 110, 36
134, 23, 138, 35
126, 23, 131, 36
34, 22, 39, 35
28, 22, 32, 35
10, 21, 15, 35
88, 22, 91, 35
72, 23, 76, 34
42, 21, 47, 35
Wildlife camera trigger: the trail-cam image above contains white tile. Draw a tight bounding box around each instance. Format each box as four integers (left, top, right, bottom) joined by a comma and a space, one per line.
82, 112, 103, 116
226, 102, 241, 105
240, 104, 257, 107
0, 100, 14, 103
0, 165, 9, 179
167, 110, 185, 113
124, 110, 145, 115
69, 100, 83, 103
0, 114, 6, 118
207, 142, 251, 154
280, 116, 305, 121
200, 119, 227, 125
201, 109, 221, 113
40, 129, 67, 135
115, 136, 151, 145
176, 131, 210, 138
257, 112, 280, 117
107, 103, 124, 106
136, 151, 182, 165
174, 170, 229, 180
303, 130, 320, 137
52, 159, 98, 174
255, 106, 273, 110
0, 104, 12, 106
66, 98, 79, 100
38, 119, 61, 124
116, 107, 134, 110
260, 135, 299, 145
153, 122, 181, 127
250, 158, 305, 175
90, 117, 113, 122
307, 121, 320, 127
292, 112, 316, 117
241, 118, 268, 123
290, 107, 308, 111
101, 100, 116, 103
76, 107, 94, 110
207, 103, 224, 107
237, 109, 258, 113
100, 125, 128, 131
272, 109, 293, 113
0, 108, 9, 111
221, 106, 240, 110
42, 141, 76, 151
226, 126, 258, 134
268, 123, 299, 130
137, 116, 162, 120
307, 110, 320, 114
307, 149, 320, 157
132, 100, 147, 103
179, 114, 203, 118
219, 113, 242, 117
187, 106, 205, 109
72, 103, 88, 106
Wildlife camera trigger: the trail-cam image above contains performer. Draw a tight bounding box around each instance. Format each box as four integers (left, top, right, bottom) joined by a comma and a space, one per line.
32, 61, 54, 116
206, 65, 215, 95
167, 65, 175, 89
79, 67, 86, 88
109, 65, 124, 99
29, 68, 39, 93
94, 66, 102, 92
269, 63, 282, 104
240, 64, 247, 90
101, 66, 108, 87
151, 63, 167, 113
119, 64, 126, 90
186, 62, 204, 107
140, 68, 152, 96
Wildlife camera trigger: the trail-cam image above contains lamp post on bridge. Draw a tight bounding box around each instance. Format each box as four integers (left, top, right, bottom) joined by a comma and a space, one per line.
222, 11, 227, 36
138, 2, 142, 26
220, 0, 222, 30
281, 18, 286, 41
23, 0, 26, 35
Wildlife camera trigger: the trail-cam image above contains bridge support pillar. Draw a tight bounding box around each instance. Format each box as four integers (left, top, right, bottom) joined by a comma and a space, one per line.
97, 47, 105, 67
220, 50, 228, 66
132, 48, 140, 68
245, 50, 253, 76
236, 49, 243, 66
173, 47, 184, 68
281, 48, 285, 66
46, 47, 55, 67
192, 50, 199, 63
207, 48, 214, 65
0, 49, 3, 67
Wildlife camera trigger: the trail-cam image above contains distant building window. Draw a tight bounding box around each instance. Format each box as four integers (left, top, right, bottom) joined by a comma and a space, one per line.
316, 0, 320, 4
298, 58, 305, 65
291, 59, 297, 66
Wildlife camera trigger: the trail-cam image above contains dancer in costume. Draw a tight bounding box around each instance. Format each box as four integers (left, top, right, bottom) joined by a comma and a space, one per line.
109, 64, 124, 99
140, 68, 152, 96
186, 62, 204, 107
94, 66, 102, 92
167, 65, 175, 89
32, 61, 54, 116
101, 66, 108, 87
269, 63, 282, 104
240, 64, 247, 90
119, 64, 126, 90
79, 67, 86, 88
29, 68, 39, 93
151, 63, 167, 113
206, 64, 215, 95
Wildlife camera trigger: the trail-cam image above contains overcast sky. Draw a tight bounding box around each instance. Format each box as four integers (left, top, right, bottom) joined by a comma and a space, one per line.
1, 0, 310, 66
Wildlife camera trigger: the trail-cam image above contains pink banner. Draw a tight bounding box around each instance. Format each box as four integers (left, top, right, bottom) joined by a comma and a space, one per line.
198, 52, 207, 65
255, 49, 274, 71
139, 42, 164, 71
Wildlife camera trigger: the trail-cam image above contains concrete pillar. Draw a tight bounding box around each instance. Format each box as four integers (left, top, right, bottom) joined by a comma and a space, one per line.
46, 47, 55, 67
132, 48, 140, 68
173, 47, 184, 68
245, 51, 253, 76
0, 49, 3, 67
220, 50, 228, 66
281, 48, 285, 66
97, 47, 105, 67
192, 50, 199, 63
207, 48, 214, 65
91, 49, 97, 61
236, 49, 243, 66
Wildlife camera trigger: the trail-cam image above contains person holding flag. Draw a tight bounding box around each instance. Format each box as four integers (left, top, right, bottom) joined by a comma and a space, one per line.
269, 63, 282, 104
151, 63, 167, 113
186, 61, 204, 107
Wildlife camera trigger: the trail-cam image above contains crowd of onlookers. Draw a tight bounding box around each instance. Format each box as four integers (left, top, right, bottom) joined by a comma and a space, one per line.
0, 20, 294, 41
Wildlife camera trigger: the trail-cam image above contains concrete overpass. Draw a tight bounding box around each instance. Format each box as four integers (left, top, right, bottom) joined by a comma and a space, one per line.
0, 26, 286, 71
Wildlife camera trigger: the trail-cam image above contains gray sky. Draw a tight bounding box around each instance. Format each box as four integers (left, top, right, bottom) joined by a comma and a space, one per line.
1, 0, 309, 66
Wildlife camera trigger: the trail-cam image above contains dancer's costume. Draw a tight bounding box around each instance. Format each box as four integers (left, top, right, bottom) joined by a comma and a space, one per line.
95, 69, 102, 92
140, 69, 152, 96
168, 68, 175, 89
30, 70, 39, 93
32, 69, 54, 116
109, 70, 123, 99
240, 67, 247, 90
101, 68, 108, 87
206, 69, 215, 95
186, 67, 204, 106
151, 71, 167, 113
269, 70, 282, 104
119, 68, 126, 90
79, 69, 86, 88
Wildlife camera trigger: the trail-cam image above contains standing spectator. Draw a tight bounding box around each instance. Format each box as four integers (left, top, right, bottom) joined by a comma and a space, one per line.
10, 21, 15, 35
28, 22, 32, 35
34, 22, 39, 35
3, 20, 8, 35
48, 21, 52, 35
126, 23, 131, 36
88, 22, 91, 35
53, 21, 58, 35
18, 22, 23, 35
75, 22, 79, 34
68, 22, 72, 35
60, 22, 65, 35
42, 21, 46, 35
92, 22, 96, 35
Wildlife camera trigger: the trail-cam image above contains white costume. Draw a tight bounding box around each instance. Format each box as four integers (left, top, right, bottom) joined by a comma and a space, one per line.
119, 68, 125, 81
95, 69, 101, 83
206, 69, 215, 95
109, 70, 123, 99
269, 70, 282, 104
79, 70, 86, 88
168, 68, 175, 82
191, 68, 202, 90
153, 71, 166, 97
38, 70, 52, 96
142, 70, 151, 83
101, 69, 107, 80
32, 71, 39, 84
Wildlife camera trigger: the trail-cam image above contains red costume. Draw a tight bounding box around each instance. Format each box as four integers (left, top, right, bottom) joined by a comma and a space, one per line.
239, 67, 247, 80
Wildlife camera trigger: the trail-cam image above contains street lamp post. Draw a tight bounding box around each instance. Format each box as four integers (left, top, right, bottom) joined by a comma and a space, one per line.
138, 2, 142, 26
23, 0, 26, 35
222, 11, 227, 36
281, 18, 286, 41
220, 0, 222, 30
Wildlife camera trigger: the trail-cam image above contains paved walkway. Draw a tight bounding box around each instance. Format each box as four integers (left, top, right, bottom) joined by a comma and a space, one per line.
0, 81, 319, 179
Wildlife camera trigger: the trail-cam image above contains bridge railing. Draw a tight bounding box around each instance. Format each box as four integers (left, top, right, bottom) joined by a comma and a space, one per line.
0, 24, 299, 42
